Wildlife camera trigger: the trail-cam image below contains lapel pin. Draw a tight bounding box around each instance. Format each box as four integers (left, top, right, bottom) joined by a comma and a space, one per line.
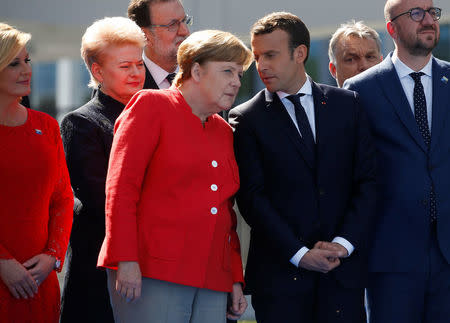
35, 129, 42, 135
441, 76, 448, 84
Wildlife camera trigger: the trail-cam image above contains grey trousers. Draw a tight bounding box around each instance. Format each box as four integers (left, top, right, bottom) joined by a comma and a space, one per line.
107, 269, 227, 323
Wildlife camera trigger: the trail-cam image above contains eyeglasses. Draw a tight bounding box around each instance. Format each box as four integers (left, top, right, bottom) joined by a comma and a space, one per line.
390, 7, 441, 22
150, 15, 193, 32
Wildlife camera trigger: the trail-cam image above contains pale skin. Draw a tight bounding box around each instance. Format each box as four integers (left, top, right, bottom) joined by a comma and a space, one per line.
142, 0, 190, 72
329, 35, 382, 87
386, 0, 440, 71
0, 47, 57, 298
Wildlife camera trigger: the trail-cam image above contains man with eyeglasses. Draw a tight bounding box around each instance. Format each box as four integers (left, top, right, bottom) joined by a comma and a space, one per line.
128, 0, 191, 89
344, 0, 450, 322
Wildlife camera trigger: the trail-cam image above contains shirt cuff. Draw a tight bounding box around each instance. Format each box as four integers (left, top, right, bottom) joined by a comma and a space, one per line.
332, 236, 354, 257
290, 246, 310, 267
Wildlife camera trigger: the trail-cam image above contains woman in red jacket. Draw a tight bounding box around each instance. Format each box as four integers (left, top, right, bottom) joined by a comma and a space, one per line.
97, 29, 252, 323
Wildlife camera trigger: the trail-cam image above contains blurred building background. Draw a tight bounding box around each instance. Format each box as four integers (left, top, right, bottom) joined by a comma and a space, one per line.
2, 0, 449, 119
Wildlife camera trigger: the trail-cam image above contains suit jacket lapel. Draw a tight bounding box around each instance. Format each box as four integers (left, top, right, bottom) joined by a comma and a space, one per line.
310, 80, 328, 162
144, 64, 159, 89
266, 92, 315, 169
377, 55, 428, 153
430, 58, 450, 152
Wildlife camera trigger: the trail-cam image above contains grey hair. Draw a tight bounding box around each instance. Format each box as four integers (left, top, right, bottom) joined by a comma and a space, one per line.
328, 20, 381, 64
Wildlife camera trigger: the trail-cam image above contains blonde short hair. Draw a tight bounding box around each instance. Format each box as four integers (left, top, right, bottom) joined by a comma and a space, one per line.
328, 20, 381, 64
0, 23, 31, 72
174, 30, 253, 86
81, 17, 146, 88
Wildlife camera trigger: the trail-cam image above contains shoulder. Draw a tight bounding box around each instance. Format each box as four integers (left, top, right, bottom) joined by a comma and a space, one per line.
314, 82, 357, 100
433, 57, 450, 71
230, 89, 266, 117
60, 99, 101, 130
29, 109, 59, 129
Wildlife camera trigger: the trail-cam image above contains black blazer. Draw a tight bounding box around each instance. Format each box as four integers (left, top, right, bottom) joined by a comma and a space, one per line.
59, 91, 125, 323
228, 80, 376, 295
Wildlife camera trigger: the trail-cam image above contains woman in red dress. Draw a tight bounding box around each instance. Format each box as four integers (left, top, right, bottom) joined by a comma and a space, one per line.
0, 23, 73, 323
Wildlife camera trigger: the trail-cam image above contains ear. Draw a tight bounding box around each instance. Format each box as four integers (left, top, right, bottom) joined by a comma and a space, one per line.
329, 62, 337, 79
191, 62, 202, 82
293, 44, 308, 64
91, 62, 103, 84
142, 27, 153, 46
386, 21, 396, 38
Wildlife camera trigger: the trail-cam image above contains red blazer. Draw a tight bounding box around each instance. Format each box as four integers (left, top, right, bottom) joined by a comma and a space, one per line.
98, 88, 243, 292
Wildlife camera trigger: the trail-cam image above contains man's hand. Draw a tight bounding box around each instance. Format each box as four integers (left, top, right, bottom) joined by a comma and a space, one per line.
116, 261, 142, 303
23, 254, 56, 287
227, 283, 247, 320
298, 248, 342, 273
314, 241, 348, 258
0, 258, 38, 299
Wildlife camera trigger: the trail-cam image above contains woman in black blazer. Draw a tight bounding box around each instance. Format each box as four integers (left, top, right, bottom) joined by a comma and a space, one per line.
59, 17, 146, 323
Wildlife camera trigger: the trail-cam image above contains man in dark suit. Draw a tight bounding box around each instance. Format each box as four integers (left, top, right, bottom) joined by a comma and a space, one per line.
229, 12, 376, 323
128, 0, 191, 89
344, 1, 450, 322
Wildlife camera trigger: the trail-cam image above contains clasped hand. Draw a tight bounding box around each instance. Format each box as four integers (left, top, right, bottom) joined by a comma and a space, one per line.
299, 241, 348, 273
0, 254, 56, 299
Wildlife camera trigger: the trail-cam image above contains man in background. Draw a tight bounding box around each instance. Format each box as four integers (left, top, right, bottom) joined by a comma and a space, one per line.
128, 0, 191, 89
329, 20, 382, 87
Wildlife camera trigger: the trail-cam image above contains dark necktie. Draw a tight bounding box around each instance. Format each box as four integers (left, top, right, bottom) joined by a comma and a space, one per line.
166, 73, 176, 85
286, 94, 315, 158
410, 72, 436, 222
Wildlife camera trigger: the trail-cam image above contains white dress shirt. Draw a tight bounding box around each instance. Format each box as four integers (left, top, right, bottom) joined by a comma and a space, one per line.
391, 52, 433, 130
143, 54, 178, 90
268, 77, 355, 267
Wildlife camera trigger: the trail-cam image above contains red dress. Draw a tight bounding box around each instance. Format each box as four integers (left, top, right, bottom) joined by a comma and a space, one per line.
0, 109, 73, 323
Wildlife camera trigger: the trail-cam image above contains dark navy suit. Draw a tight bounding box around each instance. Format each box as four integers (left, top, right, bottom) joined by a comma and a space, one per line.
345, 54, 450, 323
229, 80, 376, 322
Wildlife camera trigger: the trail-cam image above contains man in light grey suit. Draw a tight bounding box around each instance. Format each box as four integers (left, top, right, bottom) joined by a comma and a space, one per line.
344, 0, 450, 322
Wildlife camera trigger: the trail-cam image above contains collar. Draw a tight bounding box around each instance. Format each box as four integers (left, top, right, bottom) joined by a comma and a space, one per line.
265, 76, 313, 103
142, 53, 179, 86
96, 90, 126, 114
391, 52, 433, 79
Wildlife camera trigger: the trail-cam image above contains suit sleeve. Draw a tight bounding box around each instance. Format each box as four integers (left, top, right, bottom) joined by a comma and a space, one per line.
60, 113, 109, 217
336, 92, 377, 251
229, 109, 305, 262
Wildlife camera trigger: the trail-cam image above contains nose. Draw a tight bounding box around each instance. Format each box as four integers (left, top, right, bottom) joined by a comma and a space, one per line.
129, 64, 140, 76
422, 10, 435, 25
358, 59, 369, 72
178, 21, 189, 36
22, 62, 32, 76
233, 74, 241, 88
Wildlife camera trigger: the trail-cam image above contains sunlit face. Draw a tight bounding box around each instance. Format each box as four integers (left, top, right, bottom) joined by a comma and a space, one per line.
329, 35, 382, 87
197, 61, 243, 115
388, 0, 440, 57
143, 0, 190, 71
94, 44, 145, 104
0, 47, 32, 100
251, 29, 305, 94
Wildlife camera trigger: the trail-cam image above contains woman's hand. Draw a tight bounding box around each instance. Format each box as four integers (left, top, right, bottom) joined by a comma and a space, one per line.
23, 254, 56, 287
0, 258, 38, 299
226, 282, 247, 320
116, 261, 142, 303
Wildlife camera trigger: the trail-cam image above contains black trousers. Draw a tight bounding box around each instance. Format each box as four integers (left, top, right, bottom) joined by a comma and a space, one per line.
251, 273, 366, 323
